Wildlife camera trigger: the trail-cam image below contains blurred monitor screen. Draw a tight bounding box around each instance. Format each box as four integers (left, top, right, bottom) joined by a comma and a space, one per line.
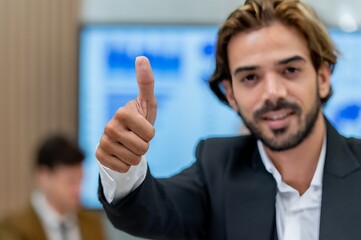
78, 25, 361, 208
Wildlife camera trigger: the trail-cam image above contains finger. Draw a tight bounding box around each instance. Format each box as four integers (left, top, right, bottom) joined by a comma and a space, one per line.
117, 131, 150, 156
101, 125, 149, 156
135, 56, 155, 102
114, 106, 155, 142
96, 147, 131, 173
98, 134, 142, 166
104, 122, 150, 156
97, 129, 144, 172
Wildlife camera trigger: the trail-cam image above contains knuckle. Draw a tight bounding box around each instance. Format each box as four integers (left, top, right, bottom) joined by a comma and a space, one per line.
99, 135, 112, 152
95, 148, 104, 161
137, 142, 149, 155
114, 108, 129, 122
149, 127, 156, 140
116, 164, 130, 173
134, 155, 142, 165
104, 123, 117, 138
101, 156, 131, 173
128, 154, 142, 166
144, 127, 156, 142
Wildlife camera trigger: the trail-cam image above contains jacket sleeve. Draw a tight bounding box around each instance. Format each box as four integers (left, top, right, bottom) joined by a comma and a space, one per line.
98, 140, 210, 240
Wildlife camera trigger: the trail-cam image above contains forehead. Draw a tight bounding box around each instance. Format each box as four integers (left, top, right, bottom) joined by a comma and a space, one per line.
227, 22, 311, 71
50, 164, 83, 176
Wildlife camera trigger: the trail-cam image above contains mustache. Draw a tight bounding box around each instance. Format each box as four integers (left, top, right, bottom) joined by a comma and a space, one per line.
254, 99, 301, 119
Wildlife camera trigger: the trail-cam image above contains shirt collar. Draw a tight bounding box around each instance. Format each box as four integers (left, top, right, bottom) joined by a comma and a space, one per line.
31, 190, 77, 230
257, 134, 327, 191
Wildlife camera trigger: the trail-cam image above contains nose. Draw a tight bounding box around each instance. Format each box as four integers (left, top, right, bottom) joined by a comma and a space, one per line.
261, 72, 287, 104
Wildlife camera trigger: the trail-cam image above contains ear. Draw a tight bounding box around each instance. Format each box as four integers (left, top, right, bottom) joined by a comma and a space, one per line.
222, 79, 239, 112
317, 61, 331, 99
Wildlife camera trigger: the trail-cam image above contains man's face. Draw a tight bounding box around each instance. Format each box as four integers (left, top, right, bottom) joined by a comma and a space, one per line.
38, 164, 83, 214
223, 22, 331, 151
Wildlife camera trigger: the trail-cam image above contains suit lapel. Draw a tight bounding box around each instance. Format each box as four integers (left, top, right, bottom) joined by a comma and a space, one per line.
223, 120, 361, 240
225, 140, 277, 240
20, 205, 48, 240
319, 121, 361, 240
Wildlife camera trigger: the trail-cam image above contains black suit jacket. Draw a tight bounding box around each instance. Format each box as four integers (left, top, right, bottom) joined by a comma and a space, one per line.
99, 120, 361, 240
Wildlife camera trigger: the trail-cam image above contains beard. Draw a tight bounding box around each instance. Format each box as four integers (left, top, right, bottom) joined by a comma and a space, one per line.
238, 90, 321, 152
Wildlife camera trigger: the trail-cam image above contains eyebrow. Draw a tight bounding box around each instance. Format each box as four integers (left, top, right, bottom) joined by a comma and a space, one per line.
233, 65, 260, 76
277, 55, 306, 65
233, 55, 306, 76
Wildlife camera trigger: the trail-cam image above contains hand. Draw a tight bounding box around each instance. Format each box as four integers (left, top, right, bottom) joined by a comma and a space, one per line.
96, 56, 157, 173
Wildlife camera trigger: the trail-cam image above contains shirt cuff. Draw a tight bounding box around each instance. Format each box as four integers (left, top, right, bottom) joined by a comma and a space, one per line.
98, 156, 148, 203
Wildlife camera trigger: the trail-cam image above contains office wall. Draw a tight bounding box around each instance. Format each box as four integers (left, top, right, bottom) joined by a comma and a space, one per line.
0, 0, 79, 218
81, 0, 241, 24
80, 0, 361, 27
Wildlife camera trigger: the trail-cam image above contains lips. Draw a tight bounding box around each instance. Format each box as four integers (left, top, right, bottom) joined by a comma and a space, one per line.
261, 110, 294, 129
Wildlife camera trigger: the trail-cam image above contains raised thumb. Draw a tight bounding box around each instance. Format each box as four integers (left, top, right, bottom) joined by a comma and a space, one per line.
135, 56, 155, 102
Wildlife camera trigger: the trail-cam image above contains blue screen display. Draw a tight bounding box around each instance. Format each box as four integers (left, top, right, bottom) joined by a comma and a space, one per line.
324, 30, 361, 136
78, 26, 361, 208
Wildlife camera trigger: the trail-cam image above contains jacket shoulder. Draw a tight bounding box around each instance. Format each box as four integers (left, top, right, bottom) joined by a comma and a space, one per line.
195, 134, 258, 169
0, 205, 45, 240
196, 134, 256, 155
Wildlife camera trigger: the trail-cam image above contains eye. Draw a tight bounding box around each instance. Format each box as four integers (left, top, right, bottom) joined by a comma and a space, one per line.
283, 66, 302, 79
242, 74, 257, 82
238, 74, 259, 87
284, 67, 299, 75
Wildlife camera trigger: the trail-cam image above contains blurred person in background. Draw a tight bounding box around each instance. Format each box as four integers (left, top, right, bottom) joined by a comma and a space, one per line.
0, 134, 105, 240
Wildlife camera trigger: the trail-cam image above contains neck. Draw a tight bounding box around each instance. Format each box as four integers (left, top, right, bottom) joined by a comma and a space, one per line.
264, 112, 325, 195
45, 195, 67, 217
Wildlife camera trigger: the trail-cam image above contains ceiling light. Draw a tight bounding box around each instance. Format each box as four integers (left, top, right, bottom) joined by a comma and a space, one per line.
338, 12, 358, 32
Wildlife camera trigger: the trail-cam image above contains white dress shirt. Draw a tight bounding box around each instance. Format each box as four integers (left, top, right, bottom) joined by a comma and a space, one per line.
98, 155, 148, 203
31, 191, 81, 240
99, 137, 326, 240
258, 138, 326, 240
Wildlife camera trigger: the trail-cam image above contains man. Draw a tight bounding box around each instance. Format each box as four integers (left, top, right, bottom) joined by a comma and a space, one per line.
0, 135, 105, 240
96, 0, 361, 239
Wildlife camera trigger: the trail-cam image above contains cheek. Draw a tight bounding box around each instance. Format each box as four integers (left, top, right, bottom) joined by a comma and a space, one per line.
234, 90, 262, 117
293, 83, 317, 106
44, 177, 58, 195
53, 179, 79, 199
45, 181, 62, 201
66, 180, 82, 199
